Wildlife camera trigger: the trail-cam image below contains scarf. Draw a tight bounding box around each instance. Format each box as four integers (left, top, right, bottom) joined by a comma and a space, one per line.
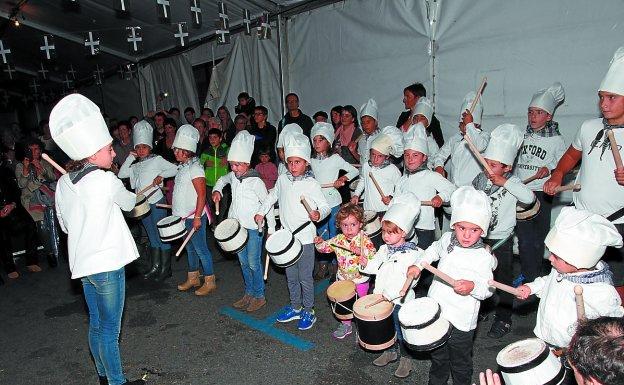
404, 164, 429, 176
558, 261, 614, 284
472, 171, 512, 195
587, 119, 624, 159
335, 123, 356, 147
287, 168, 315, 182
526, 120, 561, 137
447, 232, 485, 254
235, 169, 261, 182
130, 153, 156, 166
314, 152, 329, 160
368, 158, 391, 169
388, 241, 418, 254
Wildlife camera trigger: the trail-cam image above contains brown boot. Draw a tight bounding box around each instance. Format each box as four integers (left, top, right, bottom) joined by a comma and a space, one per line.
195, 275, 216, 296
372, 350, 398, 367
177, 271, 201, 291
246, 297, 267, 312
233, 294, 252, 309
394, 357, 413, 378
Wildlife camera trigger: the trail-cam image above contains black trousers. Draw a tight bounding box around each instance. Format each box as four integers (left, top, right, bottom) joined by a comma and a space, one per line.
516, 191, 552, 283
609, 224, 624, 286
428, 326, 475, 385
0, 206, 39, 273
484, 236, 514, 322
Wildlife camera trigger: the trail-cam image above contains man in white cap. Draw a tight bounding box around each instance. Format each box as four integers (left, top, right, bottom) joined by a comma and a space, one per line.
406, 186, 496, 385
516, 207, 624, 349
213, 130, 276, 312
474, 123, 534, 338
544, 47, 624, 286
255, 132, 330, 330
514, 83, 567, 292
360, 192, 423, 378
50, 94, 145, 385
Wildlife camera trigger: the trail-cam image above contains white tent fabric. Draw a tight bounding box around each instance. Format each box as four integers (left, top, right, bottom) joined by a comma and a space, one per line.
79, 77, 142, 122
139, 54, 199, 114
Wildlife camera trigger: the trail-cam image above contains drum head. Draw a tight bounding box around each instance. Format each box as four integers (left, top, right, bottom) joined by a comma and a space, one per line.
157, 215, 181, 228
497, 338, 547, 368
214, 218, 240, 242
364, 210, 377, 224
265, 229, 293, 254
516, 199, 541, 220
353, 294, 394, 320
399, 297, 440, 327
327, 280, 356, 302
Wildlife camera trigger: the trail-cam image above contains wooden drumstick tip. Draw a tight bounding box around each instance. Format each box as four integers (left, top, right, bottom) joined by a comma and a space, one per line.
574, 285, 583, 296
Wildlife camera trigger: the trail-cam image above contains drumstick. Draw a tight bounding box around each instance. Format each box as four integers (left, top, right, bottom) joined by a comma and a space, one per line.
422, 262, 457, 286
522, 172, 549, 185
468, 77, 487, 114
463, 135, 494, 175
360, 230, 364, 260
368, 172, 386, 198
156, 203, 172, 209
257, 218, 264, 233
399, 276, 414, 297
488, 279, 521, 297
263, 252, 270, 281
41, 153, 67, 175
365, 296, 389, 309
175, 228, 196, 257
421, 200, 434, 206
215, 200, 220, 216
606, 130, 624, 169
574, 285, 586, 320
321, 182, 335, 188
554, 183, 581, 194
300, 195, 313, 214
330, 243, 353, 254
137, 183, 156, 196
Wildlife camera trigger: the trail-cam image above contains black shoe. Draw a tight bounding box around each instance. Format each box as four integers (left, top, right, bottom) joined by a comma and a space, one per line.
47, 254, 58, 268
122, 380, 145, 385
487, 318, 511, 339
143, 248, 161, 280
98, 375, 108, 385
154, 249, 172, 282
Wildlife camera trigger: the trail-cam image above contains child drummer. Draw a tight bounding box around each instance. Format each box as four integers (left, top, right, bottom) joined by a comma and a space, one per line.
314, 203, 376, 339
213, 130, 276, 312
255, 132, 330, 330
360, 193, 423, 378
407, 186, 496, 385
516, 207, 624, 349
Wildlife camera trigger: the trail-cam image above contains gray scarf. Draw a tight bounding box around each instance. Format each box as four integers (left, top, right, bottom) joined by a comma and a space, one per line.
287, 168, 315, 182
447, 232, 485, 253
558, 261, 614, 285
236, 169, 261, 182
526, 120, 561, 137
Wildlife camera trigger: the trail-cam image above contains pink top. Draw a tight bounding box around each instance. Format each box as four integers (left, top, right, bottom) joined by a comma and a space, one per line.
255, 162, 278, 190
334, 123, 356, 147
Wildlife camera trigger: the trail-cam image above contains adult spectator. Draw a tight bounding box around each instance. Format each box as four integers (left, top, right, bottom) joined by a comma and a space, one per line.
249, 105, 278, 164
129, 116, 139, 127
313, 111, 328, 123
193, 118, 208, 152
330, 106, 343, 130
277, 93, 314, 139
184, 107, 196, 124
169, 107, 181, 121
234, 114, 248, 134
201, 107, 215, 119
333, 105, 361, 164
112, 121, 133, 167
235, 92, 256, 118
396, 83, 444, 147
217, 106, 236, 146
154, 118, 178, 164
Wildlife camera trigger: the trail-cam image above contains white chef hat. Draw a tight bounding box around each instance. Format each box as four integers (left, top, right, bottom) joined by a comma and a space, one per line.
482, 123, 524, 166
133, 120, 153, 149
49, 94, 113, 160
277, 123, 303, 148
403, 123, 429, 156
310, 122, 335, 144
529, 82, 565, 115
413, 97, 434, 127
284, 132, 311, 163
360, 98, 378, 122
172, 124, 199, 153
545, 207, 623, 269
380, 125, 404, 157
228, 130, 255, 163
459, 91, 483, 125
370, 133, 394, 156
384, 192, 421, 234
450, 186, 492, 237
599, 46, 624, 96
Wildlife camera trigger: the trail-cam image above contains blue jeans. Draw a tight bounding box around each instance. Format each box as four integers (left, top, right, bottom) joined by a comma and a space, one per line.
184, 216, 214, 275
81, 267, 126, 385
141, 199, 170, 250
317, 205, 340, 264
237, 229, 264, 298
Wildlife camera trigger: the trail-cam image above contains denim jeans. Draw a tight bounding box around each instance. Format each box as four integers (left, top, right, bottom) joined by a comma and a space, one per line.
141, 199, 170, 250
184, 216, 214, 275
237, 229, 264, 298
81, 267, 126, 385
316, 205, 340, 264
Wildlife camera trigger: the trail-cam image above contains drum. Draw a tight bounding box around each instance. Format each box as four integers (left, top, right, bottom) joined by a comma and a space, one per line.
363, 211, 381, 237
265, 229, 302, 268
214, 218, 248, 253
353, 294, 396, 351
516, 199, 541, 221
497, 338, 567, 385
157, 215, 187, 242
127, 194, 151, 218
326, 280, 357, 320
406, 227, 417, 243
399, 297, 452, 351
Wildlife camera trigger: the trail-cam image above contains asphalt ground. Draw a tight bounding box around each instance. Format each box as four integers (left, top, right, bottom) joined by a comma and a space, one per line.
0, 234, 540, 385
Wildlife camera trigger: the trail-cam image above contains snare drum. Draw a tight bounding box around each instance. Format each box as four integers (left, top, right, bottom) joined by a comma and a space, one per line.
127, 194, 151, 219
399, 297, 452, 351
157, 215, 187, 242
516, 199, 541, 221
214, 218, 248, 253
353, 294, 396, 351
497, 338, 567, 385
326, 280, 357, 320
265, 229, 303, 268
363, 211, 381, 237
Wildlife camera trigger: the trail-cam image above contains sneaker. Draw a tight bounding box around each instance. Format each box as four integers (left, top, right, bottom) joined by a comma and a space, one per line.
27, 264, 42, 273
487, 318, 512, 339
275, 305, 302, 323
297, 309, 316, 330
331, 323, 352, 339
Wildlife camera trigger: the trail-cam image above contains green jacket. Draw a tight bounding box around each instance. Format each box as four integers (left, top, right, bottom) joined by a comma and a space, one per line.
200, 144, 229, 187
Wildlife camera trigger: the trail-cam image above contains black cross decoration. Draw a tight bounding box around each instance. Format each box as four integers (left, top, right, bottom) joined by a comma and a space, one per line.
190, 0, 201, 27
0, 40, 11, 64
63, 74, 74, 90
84, 31, 100, 56
115, 0, 130, 14
40, 35, 56, 60
38, 62, 49, 80
243, 9, 251, 35
29, 78, 40, 94
126, 26, 143, 53
257, 12, 271, 40
174, 23, 189, 47
156, 0, 170, 21
216, 2, 230, 45
3, 64, 15, 80
67, 64, 77, 80
93, 65, 104, 85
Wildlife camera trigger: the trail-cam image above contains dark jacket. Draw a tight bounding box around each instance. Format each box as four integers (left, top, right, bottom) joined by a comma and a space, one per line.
277, 110, 314, 139
396, 111, 445, 148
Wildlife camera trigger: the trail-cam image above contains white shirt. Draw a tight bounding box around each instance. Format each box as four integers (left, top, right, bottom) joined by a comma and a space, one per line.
353, 162, 401, 212
360, 244, 423, 305
214, 172, 276, 232
310, 154, 359, 208
55, 169, 139, 279
118, 154, 178, 204
572, 118, 624, 223
172, 158, 205, 218
418, 232, 496, 331
257, 173, 330, 244
278, 162, 288, 176
480, 175, 535, 240
514, 130, 567, 191
432, 123, 490, 187
396, 170, 456, 230
527, 264, 624, 348
357, 126, 404, 167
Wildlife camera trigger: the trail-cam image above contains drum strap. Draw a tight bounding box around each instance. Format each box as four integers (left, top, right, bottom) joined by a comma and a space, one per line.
607, 207, 624, 222
70, 165, 99, 185
292, 221, 311, 236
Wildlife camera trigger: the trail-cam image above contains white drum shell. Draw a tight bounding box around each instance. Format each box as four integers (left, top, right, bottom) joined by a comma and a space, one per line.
364, 211, 381, 236
127, 194, 150, 218
266, 229, 303, 267
157, 215, 187, 242
399, 297, 452, 351
214, 218, 248, 253
497, 338, 565, 385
